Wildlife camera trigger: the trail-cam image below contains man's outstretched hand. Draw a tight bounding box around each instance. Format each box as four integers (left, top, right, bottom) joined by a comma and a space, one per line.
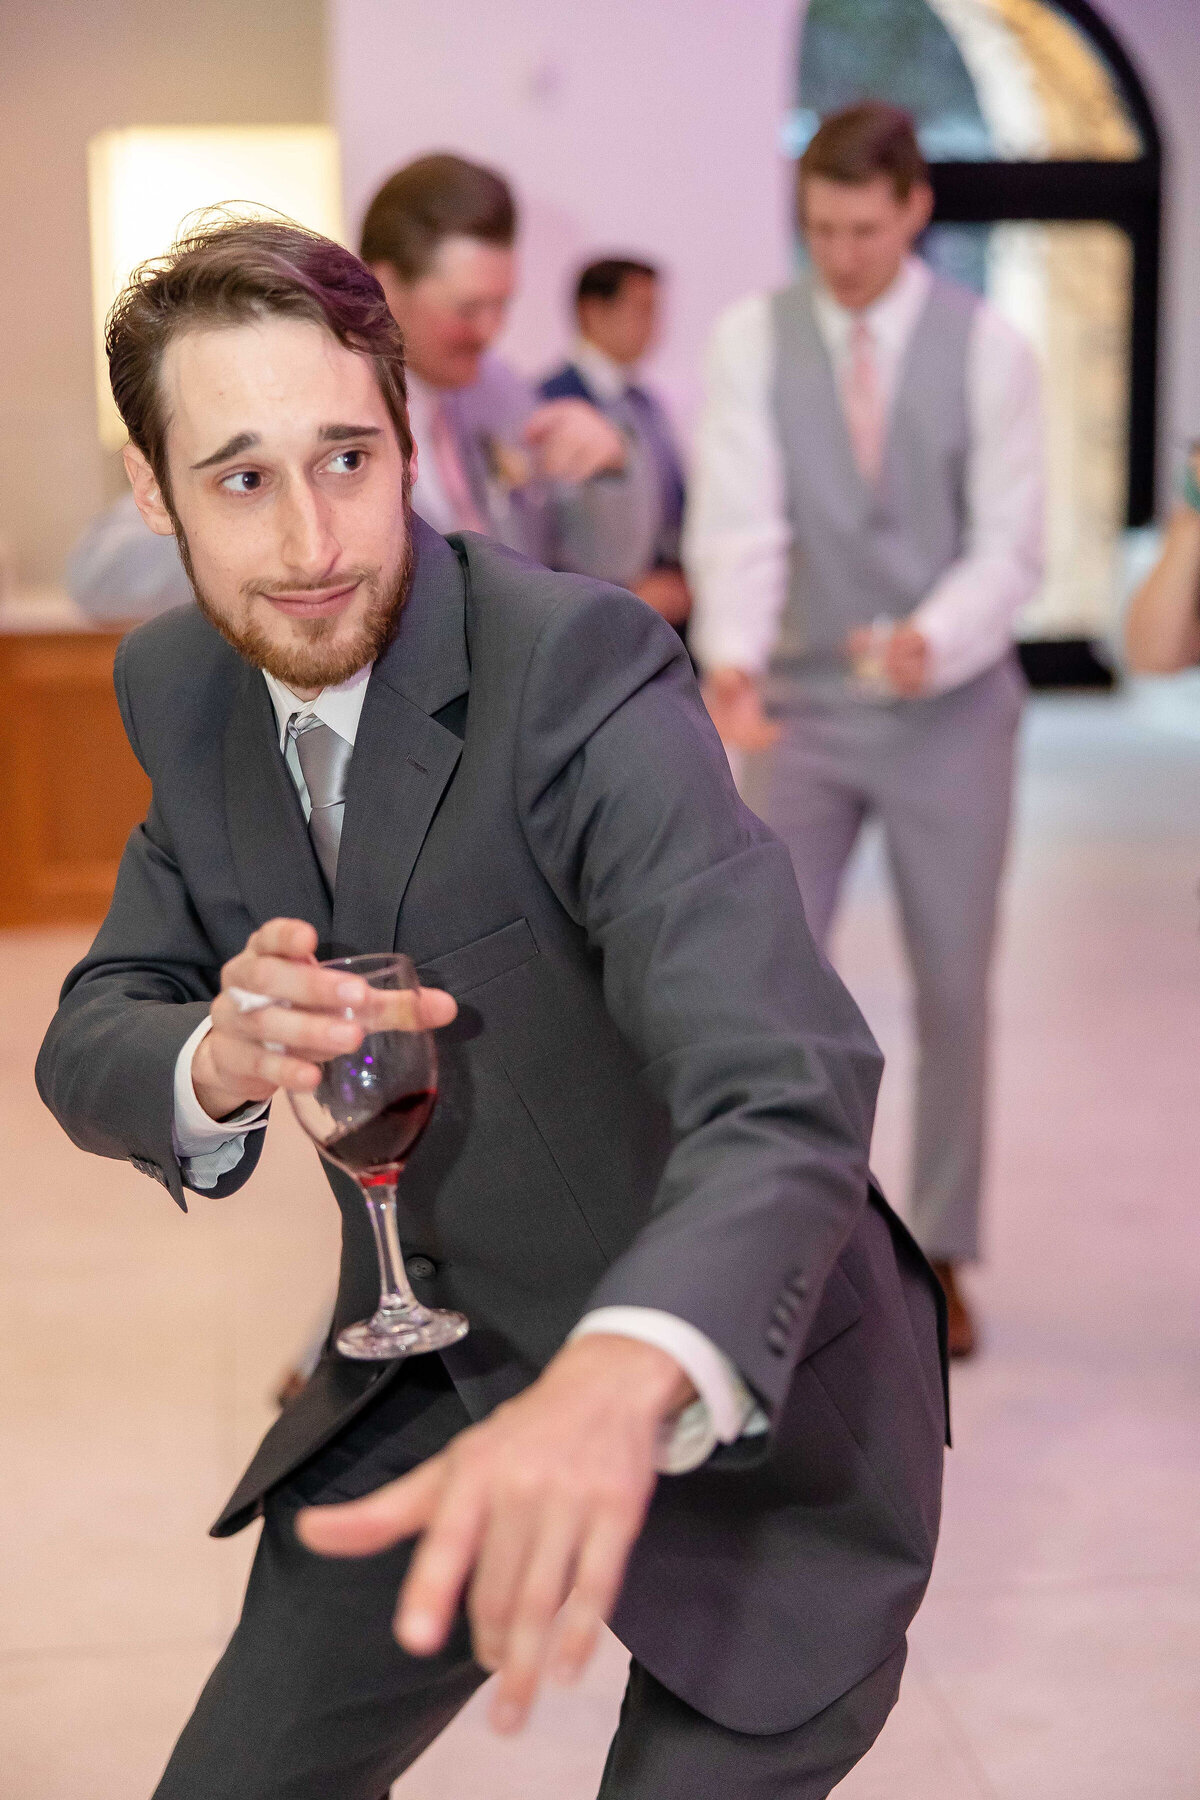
297, 1334, 695, 1734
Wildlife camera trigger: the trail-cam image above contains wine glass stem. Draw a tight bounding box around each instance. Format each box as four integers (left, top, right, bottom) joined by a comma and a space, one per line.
359, 1180, 422, 1314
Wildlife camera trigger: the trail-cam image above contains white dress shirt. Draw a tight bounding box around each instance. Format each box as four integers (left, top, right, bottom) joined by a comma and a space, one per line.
685, 255, 1044, 693
572, 335, 637, 405
406, 371, 460, 537
170, 666, 762, 1471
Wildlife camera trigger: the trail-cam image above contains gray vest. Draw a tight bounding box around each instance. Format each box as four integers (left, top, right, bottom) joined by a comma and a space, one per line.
769, 273, 978, 697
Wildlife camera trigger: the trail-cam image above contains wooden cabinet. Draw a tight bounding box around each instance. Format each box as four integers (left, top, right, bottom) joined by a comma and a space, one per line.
0, 622, 150, 928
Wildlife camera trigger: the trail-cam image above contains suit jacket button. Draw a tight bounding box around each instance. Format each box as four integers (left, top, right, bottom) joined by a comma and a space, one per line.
407, 1256, 436, 1280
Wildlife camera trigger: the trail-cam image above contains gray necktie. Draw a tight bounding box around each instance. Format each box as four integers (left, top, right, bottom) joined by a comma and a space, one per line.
287, 712, 354, 890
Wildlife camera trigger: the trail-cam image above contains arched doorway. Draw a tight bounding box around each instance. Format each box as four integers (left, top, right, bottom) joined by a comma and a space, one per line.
788, 0, 1163, 658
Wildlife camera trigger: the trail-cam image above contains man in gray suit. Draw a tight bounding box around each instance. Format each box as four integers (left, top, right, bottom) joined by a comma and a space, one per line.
37, 217, 946, 1799
688, 106, 1044, 1357
362, 153, 658, 587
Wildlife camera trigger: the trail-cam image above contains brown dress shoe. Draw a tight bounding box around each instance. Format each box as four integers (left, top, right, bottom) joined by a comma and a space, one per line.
932, 1261, 977, 1359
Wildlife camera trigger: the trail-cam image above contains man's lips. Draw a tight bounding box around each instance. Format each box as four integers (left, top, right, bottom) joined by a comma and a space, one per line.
261, 581, 360, 619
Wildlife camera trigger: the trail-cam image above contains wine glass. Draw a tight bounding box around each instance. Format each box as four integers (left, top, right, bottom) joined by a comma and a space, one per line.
288, 952, 468, 1361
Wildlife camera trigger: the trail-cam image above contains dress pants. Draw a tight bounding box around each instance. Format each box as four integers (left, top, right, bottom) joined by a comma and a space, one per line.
744, 657, 1024, 1263
153, 1359, 906, 1800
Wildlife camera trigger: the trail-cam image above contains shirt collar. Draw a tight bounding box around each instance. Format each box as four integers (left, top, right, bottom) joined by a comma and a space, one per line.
573, 335, 635, 404
262, 662, 373, 752
811, 253, 932, 357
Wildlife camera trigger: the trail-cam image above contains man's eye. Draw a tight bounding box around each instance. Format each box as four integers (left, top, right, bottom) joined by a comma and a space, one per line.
221, 470, 262, 495
328, 449, 365, 474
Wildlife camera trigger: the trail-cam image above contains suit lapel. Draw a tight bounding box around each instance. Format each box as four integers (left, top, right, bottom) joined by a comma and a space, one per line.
223, 663, 334, 941
331, 521, 470, 955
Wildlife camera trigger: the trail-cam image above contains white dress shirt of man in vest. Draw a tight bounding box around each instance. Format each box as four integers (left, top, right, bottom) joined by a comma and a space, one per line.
37, 216, 948, 1798
540, 257, 691, 633
686, 103, 1045, 1358
362, 153, 659, 589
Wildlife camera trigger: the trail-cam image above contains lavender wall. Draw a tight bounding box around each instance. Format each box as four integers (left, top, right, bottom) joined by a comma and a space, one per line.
331, 0, 799, 444
332, 0, 1200, 500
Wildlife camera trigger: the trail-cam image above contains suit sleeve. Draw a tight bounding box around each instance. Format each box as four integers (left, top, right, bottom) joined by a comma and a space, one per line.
496, 359, 659, 587
547, 432, 661, 587
34, 640, 265, 1210
514, 587, 883, 1422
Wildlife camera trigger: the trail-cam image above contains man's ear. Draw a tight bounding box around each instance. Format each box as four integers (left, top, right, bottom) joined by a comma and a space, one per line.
905, 181, 935, 240
370, 260, 408, 325
122, 443, 176, 538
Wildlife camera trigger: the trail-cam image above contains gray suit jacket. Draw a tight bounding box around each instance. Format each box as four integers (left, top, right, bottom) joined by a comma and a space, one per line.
36, 518, 947, 1735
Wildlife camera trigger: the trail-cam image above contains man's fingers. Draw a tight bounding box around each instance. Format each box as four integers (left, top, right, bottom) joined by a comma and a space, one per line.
297, 1457, 445, 1560
224, 953, 367, 1013
416, 986, 458, 1030
549, 1589, 605, 1686
548, 1508, 638, 1684
246, 917, 320, 960
486, 1501, 582, 1732
522, 406, 553, 444
468, 1496, 541, 1671
394, 1478, 488, 1656
211, 994, 363, 1060
202, 1029, 322, 1096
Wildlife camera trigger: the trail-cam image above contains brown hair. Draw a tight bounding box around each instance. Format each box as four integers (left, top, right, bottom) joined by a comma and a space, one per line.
575, 257, 659, 308
106, 211, 413, 505
359, 153, 517, 281
798, 103, 929, 201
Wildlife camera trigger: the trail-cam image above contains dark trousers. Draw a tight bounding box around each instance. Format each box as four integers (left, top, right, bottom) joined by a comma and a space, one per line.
153, 1361, 906, 1800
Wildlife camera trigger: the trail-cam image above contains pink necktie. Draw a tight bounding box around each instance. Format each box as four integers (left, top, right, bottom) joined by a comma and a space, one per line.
429, 399, 488, 533
844, 319, 885, 485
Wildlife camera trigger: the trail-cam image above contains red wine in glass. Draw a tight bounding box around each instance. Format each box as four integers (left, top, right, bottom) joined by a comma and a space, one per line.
288, 954, 468, 1360
323, 1087, 437, 1184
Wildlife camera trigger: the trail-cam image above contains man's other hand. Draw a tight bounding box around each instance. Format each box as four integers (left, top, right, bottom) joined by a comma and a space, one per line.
191, 917, 457, 1123
701, 667, 781, 752
297, 1334, 696, 1734
846, 621, 930, 698
634, 566, 692, 627
524, 398, 628, 483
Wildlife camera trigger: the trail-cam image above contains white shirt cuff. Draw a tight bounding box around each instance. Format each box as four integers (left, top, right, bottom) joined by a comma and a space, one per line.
172, 1016, 269, 1189
570, 1306, 767, 1475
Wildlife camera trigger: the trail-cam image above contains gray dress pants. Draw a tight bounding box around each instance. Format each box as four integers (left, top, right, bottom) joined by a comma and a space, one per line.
153, 1362, 906, 1800
744, 656, 1024, 1263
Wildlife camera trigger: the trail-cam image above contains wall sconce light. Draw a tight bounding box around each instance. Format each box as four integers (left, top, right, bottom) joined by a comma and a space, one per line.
88, 125, 344, 450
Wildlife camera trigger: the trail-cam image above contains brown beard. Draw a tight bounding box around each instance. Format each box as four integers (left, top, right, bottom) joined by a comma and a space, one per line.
176, 498, 415, 690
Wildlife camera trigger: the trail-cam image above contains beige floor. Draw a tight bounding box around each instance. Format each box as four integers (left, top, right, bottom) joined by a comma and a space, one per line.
3, 688, 1199, 1799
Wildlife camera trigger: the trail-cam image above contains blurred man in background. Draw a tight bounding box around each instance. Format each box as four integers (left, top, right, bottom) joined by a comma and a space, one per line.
542, 258, 690, 630
67, 492, 192, 621
686, 104, 1044, 1356
363, 155, 657, 587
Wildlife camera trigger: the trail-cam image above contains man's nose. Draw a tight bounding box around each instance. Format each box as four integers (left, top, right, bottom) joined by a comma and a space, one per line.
278, 477, 340, 576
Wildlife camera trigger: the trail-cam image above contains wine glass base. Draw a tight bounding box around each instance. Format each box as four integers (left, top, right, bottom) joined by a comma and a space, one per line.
336, 1305, 469, 1361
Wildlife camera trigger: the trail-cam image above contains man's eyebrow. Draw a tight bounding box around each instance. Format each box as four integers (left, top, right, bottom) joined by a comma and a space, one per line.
319, 423, 384, 443
190, 432, 259, 470
188, 423, 383, 472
